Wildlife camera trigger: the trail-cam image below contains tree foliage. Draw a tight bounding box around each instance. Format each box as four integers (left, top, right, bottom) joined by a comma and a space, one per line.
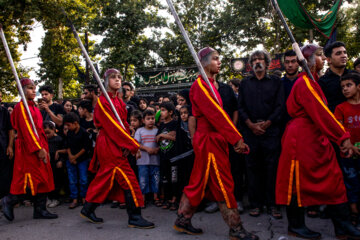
89, 0, 166, 82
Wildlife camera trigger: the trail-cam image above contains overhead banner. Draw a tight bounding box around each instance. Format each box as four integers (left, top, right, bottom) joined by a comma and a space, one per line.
135, 66, 198, 87
136, 54, 285, 88
277, 0, 342, 38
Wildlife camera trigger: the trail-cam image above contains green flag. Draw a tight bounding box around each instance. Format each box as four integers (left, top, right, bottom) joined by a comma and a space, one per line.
277, 0, 342, 38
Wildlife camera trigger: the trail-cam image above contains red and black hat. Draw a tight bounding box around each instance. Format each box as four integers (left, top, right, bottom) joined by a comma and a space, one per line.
301, 44, 321, 61
197, 47, 216, 62
20, 78, 34, 87
104, 68, 120, 80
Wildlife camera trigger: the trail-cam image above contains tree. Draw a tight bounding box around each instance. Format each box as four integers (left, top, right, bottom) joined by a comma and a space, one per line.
89, 0, 166, 82
0, 0, 35, 98
37, 27, 86, 99
337, 2, 360, 61
156, 0, 227, 67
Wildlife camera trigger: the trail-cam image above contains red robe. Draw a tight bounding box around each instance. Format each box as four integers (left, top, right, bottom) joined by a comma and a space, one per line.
85, 93, 143, 207
183, 76, 242, 209
10, 100, 54, 196
276, 73, 349, 206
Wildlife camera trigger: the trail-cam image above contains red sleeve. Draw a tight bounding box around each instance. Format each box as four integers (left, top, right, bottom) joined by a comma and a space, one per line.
297, 76, 349, 146
334, 104, 345, 123
94, 97, 139, 154
190, 78, 242, 145
11, 102, 42, 153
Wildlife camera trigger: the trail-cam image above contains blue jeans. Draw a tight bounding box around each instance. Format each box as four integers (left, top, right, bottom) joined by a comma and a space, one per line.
339, 157, 360, 203
66, 159, 89, 199
138, 165, 160, 194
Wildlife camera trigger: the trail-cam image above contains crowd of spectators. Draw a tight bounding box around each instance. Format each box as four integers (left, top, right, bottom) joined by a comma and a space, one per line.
1, 41, 360, 228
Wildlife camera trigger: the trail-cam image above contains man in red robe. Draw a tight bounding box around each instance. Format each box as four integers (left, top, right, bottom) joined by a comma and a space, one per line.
80, 69, 154, 229
2, 78, 58, 221
276, 44, 360, 239
173, 47, 258, 240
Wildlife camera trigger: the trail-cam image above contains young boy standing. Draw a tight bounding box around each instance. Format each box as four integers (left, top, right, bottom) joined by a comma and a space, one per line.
63, 112, 92, 209
43, 121, 66, 208
134, 110, 160, 206
156, 102, 177, 209
335, 72, 360, 226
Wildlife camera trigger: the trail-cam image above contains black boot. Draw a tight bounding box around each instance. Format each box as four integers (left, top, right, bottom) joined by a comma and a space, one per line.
80, 201, 103, 223
1, 194, 19, 221
229, 224, 259, 240
33, 194, 58, 219
328, 203, 360, 239
287, 198, 321, 239
174, 213, 203, 235
124, 190, 154, 229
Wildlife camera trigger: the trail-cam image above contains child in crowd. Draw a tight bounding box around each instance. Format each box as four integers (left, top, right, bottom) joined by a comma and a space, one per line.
130, 110, 143, 137
43, 121, 67, 208
63, 112, 92, 209
135, 110, 160, 207
175, 105, 194, 197
78, 100, 95, 132
334, 72, 360, 226
138, 98, 148, 112
156, 102, 177, 210
147, 105, 157, 113
153, 103, 160, 112
78, 100, 96, 155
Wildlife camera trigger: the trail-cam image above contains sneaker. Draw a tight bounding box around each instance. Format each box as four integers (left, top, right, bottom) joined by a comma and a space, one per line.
237, 201, 244, 214
48, 200, 60, 208
204, 202, 218, 213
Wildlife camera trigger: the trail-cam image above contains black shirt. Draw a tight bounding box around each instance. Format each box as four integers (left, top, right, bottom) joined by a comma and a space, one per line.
318, 68, 349, 113
41, 103, 66, 122
80, 118, 96, 150
157, 120, 177, 159
217, 81, 238, 117
238, 74, 284, 130
48, 135, 64, 163
0, 106, 12, 159
80, 118, 95, 131
124, 100, 138, 123
65, 127, 92, 162
281, 75, 299, 124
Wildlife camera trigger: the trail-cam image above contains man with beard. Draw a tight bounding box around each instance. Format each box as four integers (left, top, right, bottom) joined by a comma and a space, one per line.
39, 85, 65, 127
238, 50, 284, 219
281, 50, 299, 128
83, 84, 99, 109
318, 41, 349, 113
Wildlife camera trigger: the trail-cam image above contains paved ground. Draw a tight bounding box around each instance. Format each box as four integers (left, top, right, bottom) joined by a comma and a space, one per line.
0, 203, 337, 240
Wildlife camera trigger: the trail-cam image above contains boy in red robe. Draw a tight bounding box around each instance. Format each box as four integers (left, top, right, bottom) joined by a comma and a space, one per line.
173, 47, 258, 240
80, 69, 154, 229
275, 44, 360, 239
2, 78, 58, 221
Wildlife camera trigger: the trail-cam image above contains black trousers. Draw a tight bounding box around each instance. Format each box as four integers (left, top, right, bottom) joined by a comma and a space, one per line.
243, 129, 281, 208
0, 152, 13, 199
229, 146, 245, 201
